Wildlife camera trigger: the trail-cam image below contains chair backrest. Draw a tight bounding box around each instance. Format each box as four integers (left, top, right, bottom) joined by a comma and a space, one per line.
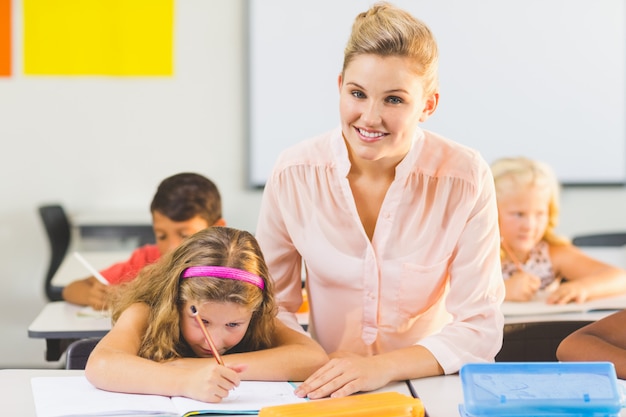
38, 204, 72, 301
65, 337, 101, 370
496, 320, 592, 362
572, 233, 626, 247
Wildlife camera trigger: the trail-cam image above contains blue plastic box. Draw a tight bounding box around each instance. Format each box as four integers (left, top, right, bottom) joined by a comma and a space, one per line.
459, 362, 623, 417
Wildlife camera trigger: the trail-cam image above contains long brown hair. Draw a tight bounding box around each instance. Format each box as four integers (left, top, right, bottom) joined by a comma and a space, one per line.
110, 226, 277, 361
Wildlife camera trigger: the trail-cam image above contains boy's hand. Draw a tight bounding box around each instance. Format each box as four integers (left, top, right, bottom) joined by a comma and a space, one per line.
87, 280, 111, 310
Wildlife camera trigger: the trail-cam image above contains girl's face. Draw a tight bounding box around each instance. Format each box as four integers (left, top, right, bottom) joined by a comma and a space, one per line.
497, 183, 551, 257
180, 299, 253, 358
152, 212, 210, 256
338, 54, 437, 165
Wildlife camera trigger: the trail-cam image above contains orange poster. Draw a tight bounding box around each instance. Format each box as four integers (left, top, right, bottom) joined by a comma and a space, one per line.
24, 0, 173, 76
0, 0, 10, 76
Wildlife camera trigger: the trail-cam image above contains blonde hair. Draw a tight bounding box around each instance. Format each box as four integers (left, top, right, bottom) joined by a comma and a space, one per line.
110, 226, 277, 362
343, 2, 439, 97
491, 156, 568, 246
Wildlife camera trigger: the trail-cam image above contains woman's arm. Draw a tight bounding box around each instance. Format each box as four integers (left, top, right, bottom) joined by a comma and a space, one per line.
85, 303, 241, 403
548, 245, 626, 304
295, 345, 441, 399
255, 174, 307, 333
556, 309, 626, 379
224, 319, 328, 382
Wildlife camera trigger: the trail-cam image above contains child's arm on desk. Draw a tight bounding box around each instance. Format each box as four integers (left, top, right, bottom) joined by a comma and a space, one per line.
216, 319, 328, 382
85, 302, 243, 403
548, 244, 626, 304
557, 309, 626, 379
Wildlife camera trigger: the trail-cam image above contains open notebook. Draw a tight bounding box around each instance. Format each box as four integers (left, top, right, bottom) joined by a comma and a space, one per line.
501, 292, 626, 316
31, 376, 307, 417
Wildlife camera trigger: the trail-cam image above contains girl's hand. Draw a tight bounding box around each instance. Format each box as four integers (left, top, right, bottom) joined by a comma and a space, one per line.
294, 352, 390, 399
546, 281, 589, 304
180, 362, 245, 403
504, 271, 541, 301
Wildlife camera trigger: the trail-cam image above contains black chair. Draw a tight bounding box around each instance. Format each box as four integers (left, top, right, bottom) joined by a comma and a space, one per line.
572, 233, 626, 247
65, 337, 101, 370
496, 320, 593, 362
38, 204, 72, 301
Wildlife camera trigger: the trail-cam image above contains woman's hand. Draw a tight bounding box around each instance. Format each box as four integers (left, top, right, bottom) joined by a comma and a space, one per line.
294, 351, 391, 399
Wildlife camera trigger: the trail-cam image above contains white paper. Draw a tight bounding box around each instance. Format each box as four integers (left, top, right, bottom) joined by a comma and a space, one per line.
31, 376, 307, 417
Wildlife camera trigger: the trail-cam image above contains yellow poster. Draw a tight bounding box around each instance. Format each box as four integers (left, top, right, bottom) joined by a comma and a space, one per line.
24, 0, 173, 76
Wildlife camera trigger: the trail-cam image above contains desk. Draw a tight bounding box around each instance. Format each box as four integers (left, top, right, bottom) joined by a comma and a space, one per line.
5, 369, 625, 417
50, 249, 132, 287
28, 302, 111, 361
0, 369, 412, 417
1, 369, 84, 416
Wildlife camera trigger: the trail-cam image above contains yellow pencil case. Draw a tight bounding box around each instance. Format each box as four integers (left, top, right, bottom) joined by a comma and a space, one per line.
258, 391, 424, 417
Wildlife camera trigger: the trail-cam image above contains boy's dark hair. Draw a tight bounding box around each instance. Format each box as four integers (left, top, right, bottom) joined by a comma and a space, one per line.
150, 173, 222, 225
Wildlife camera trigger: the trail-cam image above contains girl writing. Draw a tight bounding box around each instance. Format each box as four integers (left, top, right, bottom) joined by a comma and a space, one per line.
85, 226, 328, 403
492, 156, 626, 303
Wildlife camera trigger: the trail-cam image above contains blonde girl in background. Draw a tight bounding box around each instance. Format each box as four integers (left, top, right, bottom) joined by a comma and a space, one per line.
492, 156, 626, 304
85, 227, 327, 403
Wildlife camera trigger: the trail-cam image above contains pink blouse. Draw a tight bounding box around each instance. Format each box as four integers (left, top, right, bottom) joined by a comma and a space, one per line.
255, 127, 505, 374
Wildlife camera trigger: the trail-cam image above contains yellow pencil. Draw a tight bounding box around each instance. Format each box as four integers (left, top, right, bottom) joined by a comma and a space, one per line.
190, 305, 224, 365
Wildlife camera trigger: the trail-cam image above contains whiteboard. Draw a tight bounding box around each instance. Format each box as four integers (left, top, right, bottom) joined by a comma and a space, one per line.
248, 0, 626, 187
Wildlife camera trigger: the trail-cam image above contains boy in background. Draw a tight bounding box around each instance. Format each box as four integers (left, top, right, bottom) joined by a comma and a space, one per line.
62, 172, 224, 310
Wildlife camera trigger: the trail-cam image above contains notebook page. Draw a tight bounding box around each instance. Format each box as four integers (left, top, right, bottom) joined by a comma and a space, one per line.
501, 293, 626, 316
31, 376, 177, 417
171, 381, 308, 414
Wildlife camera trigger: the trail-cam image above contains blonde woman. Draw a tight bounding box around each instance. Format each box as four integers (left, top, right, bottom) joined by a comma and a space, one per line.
256, 2, 505, 399
492, 156, 626, 303
85, 227, 328, 403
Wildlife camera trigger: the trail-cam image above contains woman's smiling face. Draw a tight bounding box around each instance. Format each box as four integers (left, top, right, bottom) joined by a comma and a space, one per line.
338, 54, 437, 164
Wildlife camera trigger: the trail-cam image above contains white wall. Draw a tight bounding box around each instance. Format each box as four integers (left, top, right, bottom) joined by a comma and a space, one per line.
0, 0, 625, 367
249, 0, 626, 187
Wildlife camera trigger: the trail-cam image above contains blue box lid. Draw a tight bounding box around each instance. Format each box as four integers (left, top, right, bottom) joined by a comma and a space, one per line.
459, 362, 622, 417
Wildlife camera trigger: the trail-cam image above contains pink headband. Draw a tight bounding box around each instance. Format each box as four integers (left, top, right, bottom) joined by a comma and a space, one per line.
180, 266, 265, 290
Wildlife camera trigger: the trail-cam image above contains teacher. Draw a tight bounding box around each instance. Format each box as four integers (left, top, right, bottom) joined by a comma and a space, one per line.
255, 1, 504, 399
